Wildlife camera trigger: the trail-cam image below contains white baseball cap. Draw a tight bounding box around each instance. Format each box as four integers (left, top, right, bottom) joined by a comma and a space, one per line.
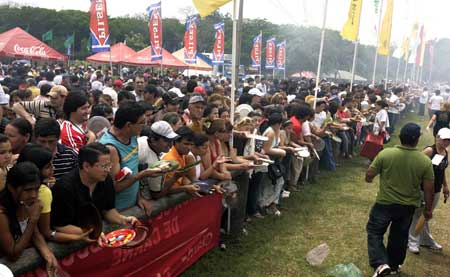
151, 121, 179, 140
438, 128, 450, 140
248, 87, 265, 97
168, 87, 185, 98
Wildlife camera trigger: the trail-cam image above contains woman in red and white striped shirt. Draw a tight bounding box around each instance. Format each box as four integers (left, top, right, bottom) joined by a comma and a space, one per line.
60, 92, 95, 154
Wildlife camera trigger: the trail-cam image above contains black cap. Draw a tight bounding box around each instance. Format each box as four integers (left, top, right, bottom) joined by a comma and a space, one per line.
400, 123, 421, 141
162, 91, 180, 105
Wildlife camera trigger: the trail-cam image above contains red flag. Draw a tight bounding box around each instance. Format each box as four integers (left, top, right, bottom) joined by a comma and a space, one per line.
250, 33, 262, 68
265, 38, 276, 69
184, 16, 198, 64
89, 0, 110, 53
147, 2, 163, 61
212, 22, 225, 64
276, 40, 286, 70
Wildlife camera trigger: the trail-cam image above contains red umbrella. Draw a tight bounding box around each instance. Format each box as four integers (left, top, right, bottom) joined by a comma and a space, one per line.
0, 27, 67, 61
125, 47, 187, 69
86, 42, 136, 64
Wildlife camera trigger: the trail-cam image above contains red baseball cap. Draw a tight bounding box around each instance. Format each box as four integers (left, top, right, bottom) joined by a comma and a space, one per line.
193, 86, 206, 95
113, 79, 124, 88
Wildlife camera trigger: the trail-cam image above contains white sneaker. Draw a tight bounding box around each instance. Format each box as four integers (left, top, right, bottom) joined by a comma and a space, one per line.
408, 245, 420, 254
426, 241, 443, 251
372, 264, 391, 277
281, 190, 290, 198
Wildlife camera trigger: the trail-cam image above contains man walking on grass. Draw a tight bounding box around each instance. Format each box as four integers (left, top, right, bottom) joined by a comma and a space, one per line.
365, 123, 435, 276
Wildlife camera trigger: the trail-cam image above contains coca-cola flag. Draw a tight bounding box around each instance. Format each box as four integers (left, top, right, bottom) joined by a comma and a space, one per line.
147, 1, 163, 61
184, 16, 198, 64
212, 22, 225, 64
251, 33, 262, 68
276, 40, 286, 70
265, 38, 276, 69
89, 0, 110, 53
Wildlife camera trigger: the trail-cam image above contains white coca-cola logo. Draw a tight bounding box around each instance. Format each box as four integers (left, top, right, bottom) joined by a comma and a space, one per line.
13, 44, 47, 56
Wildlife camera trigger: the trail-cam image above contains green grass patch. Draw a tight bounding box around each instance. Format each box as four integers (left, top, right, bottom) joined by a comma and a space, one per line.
183, 112, 450, 277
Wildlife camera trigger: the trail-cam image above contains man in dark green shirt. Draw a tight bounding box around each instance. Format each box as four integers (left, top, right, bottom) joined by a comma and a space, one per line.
365, 123, 435, 276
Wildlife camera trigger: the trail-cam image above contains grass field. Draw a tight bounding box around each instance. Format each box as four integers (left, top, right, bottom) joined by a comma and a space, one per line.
183, 112, 450, 277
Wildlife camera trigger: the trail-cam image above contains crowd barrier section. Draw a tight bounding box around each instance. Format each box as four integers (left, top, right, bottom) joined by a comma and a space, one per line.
0, 192, 222, 276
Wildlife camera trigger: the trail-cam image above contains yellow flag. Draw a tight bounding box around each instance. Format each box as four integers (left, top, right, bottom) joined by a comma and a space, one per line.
419, 29, 426, 66
377, 0, 394, 56
340, 0, 363, 41
402, 37, 410, 61
192, 0, 232, 18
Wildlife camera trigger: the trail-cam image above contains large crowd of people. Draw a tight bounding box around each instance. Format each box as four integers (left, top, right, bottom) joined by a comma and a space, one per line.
0, 61, 446, 276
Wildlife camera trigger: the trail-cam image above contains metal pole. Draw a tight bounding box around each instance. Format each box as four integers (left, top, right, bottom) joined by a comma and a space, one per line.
109, 49, 113, 76
230, 0, 243, 143
372, 0, 384, 86
350, 40, 359, 92
429, 54, 434, 83
259, 31, 262, 78
395, 56, 401, 83
385, 54, 390, 90
313, 0, 328, 109
403, 60, 408, 83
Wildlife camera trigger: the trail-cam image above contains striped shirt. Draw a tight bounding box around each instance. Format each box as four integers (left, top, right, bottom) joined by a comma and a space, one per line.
53, 143, 78, 182
20, 100, 57, 120
60, 120, 88, 154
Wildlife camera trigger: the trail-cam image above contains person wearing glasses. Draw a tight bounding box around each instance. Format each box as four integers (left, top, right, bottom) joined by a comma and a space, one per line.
51, 143, 139, 245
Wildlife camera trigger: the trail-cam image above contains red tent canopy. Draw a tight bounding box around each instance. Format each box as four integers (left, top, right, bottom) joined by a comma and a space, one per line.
86, 42, 136, 64
125, 47, 187, 69
0, 27, 67, 61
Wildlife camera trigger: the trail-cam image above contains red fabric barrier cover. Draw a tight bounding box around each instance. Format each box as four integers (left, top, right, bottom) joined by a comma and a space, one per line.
360, 132, 384, 160
22, 194, 222, 277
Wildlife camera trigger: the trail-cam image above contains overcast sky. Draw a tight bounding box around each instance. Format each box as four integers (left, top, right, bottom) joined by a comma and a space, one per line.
6, 0, 448, 47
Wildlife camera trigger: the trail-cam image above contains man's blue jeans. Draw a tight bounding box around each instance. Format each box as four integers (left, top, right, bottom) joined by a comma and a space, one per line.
366, 203, 415, 271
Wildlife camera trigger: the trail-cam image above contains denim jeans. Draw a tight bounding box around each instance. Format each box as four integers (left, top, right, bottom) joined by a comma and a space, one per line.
247, 171, 263, 216
418, 103, 425, 116
387, 112, 399, 134
320, 137, 336, 171
366, 203, 415, 270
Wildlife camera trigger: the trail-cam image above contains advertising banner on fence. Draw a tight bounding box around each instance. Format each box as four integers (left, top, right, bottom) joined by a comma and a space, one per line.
23, 194, 222, 277
89, 0, 110, 53
265, 38, 276, 69
212, 22, 225, 64
184, 16, 198, 64
147, 2, 163, 61
251, 33, 262, 68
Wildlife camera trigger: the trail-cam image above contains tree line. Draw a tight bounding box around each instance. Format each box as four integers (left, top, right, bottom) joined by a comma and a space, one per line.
0, 3, 449, 82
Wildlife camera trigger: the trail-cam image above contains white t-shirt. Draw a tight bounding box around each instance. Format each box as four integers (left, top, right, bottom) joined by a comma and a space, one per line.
311, 111, 326, 128
137, 136, 163, 198
302, 121, 312, 137
373, 109, 390, 134
429, 95, 444, 111
388, 94, 400, 114
441, 91, 449, 102
419, 90, 429, 104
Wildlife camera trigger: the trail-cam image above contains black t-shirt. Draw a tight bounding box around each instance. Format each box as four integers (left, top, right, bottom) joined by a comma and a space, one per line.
51, 168, 115, 228
421, 145, 448, 193
433, 111, 450, 136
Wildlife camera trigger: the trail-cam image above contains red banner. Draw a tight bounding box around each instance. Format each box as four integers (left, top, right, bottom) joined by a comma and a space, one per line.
89, 0, 110, 53
22, 194, 222, 277
276, 40, 286, 70
265, 38, 276, 69
184, 17, 198, 64
147, 2, 163, 61
251, 33, 262, 68
212, 22, 225, 64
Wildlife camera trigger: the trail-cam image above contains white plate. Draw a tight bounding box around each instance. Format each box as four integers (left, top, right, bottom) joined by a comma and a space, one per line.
246, 134, 269, 141
257, 158, 274, 164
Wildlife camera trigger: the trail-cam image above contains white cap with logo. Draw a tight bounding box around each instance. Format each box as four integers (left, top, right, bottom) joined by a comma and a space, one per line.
151, 121, 179, 140
438, 128, 450, 140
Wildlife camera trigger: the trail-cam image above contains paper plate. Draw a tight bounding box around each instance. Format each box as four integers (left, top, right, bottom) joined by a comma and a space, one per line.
296, 147, 310, 158
120, 225, 151, 249
79, 203, 103, 240
101, 229, 136, 248
332, 135, 342, 143
245, 134, 269, 141
250, 162, 269, 168
257, 158, 274, 164
313, 138, 325, 151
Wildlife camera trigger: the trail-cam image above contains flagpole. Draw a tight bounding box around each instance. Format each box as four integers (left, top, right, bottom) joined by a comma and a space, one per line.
372, 0, 384, 86
395, 57, 401, 83
259, 30, 262, 77
403, 59, 408, 83
350, 40, 359, 92
429, 49, 434, 83
109, 50, 113, 76
384, 54, 390, 90
230, 0, 243, 129
314, 0, 328, 109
